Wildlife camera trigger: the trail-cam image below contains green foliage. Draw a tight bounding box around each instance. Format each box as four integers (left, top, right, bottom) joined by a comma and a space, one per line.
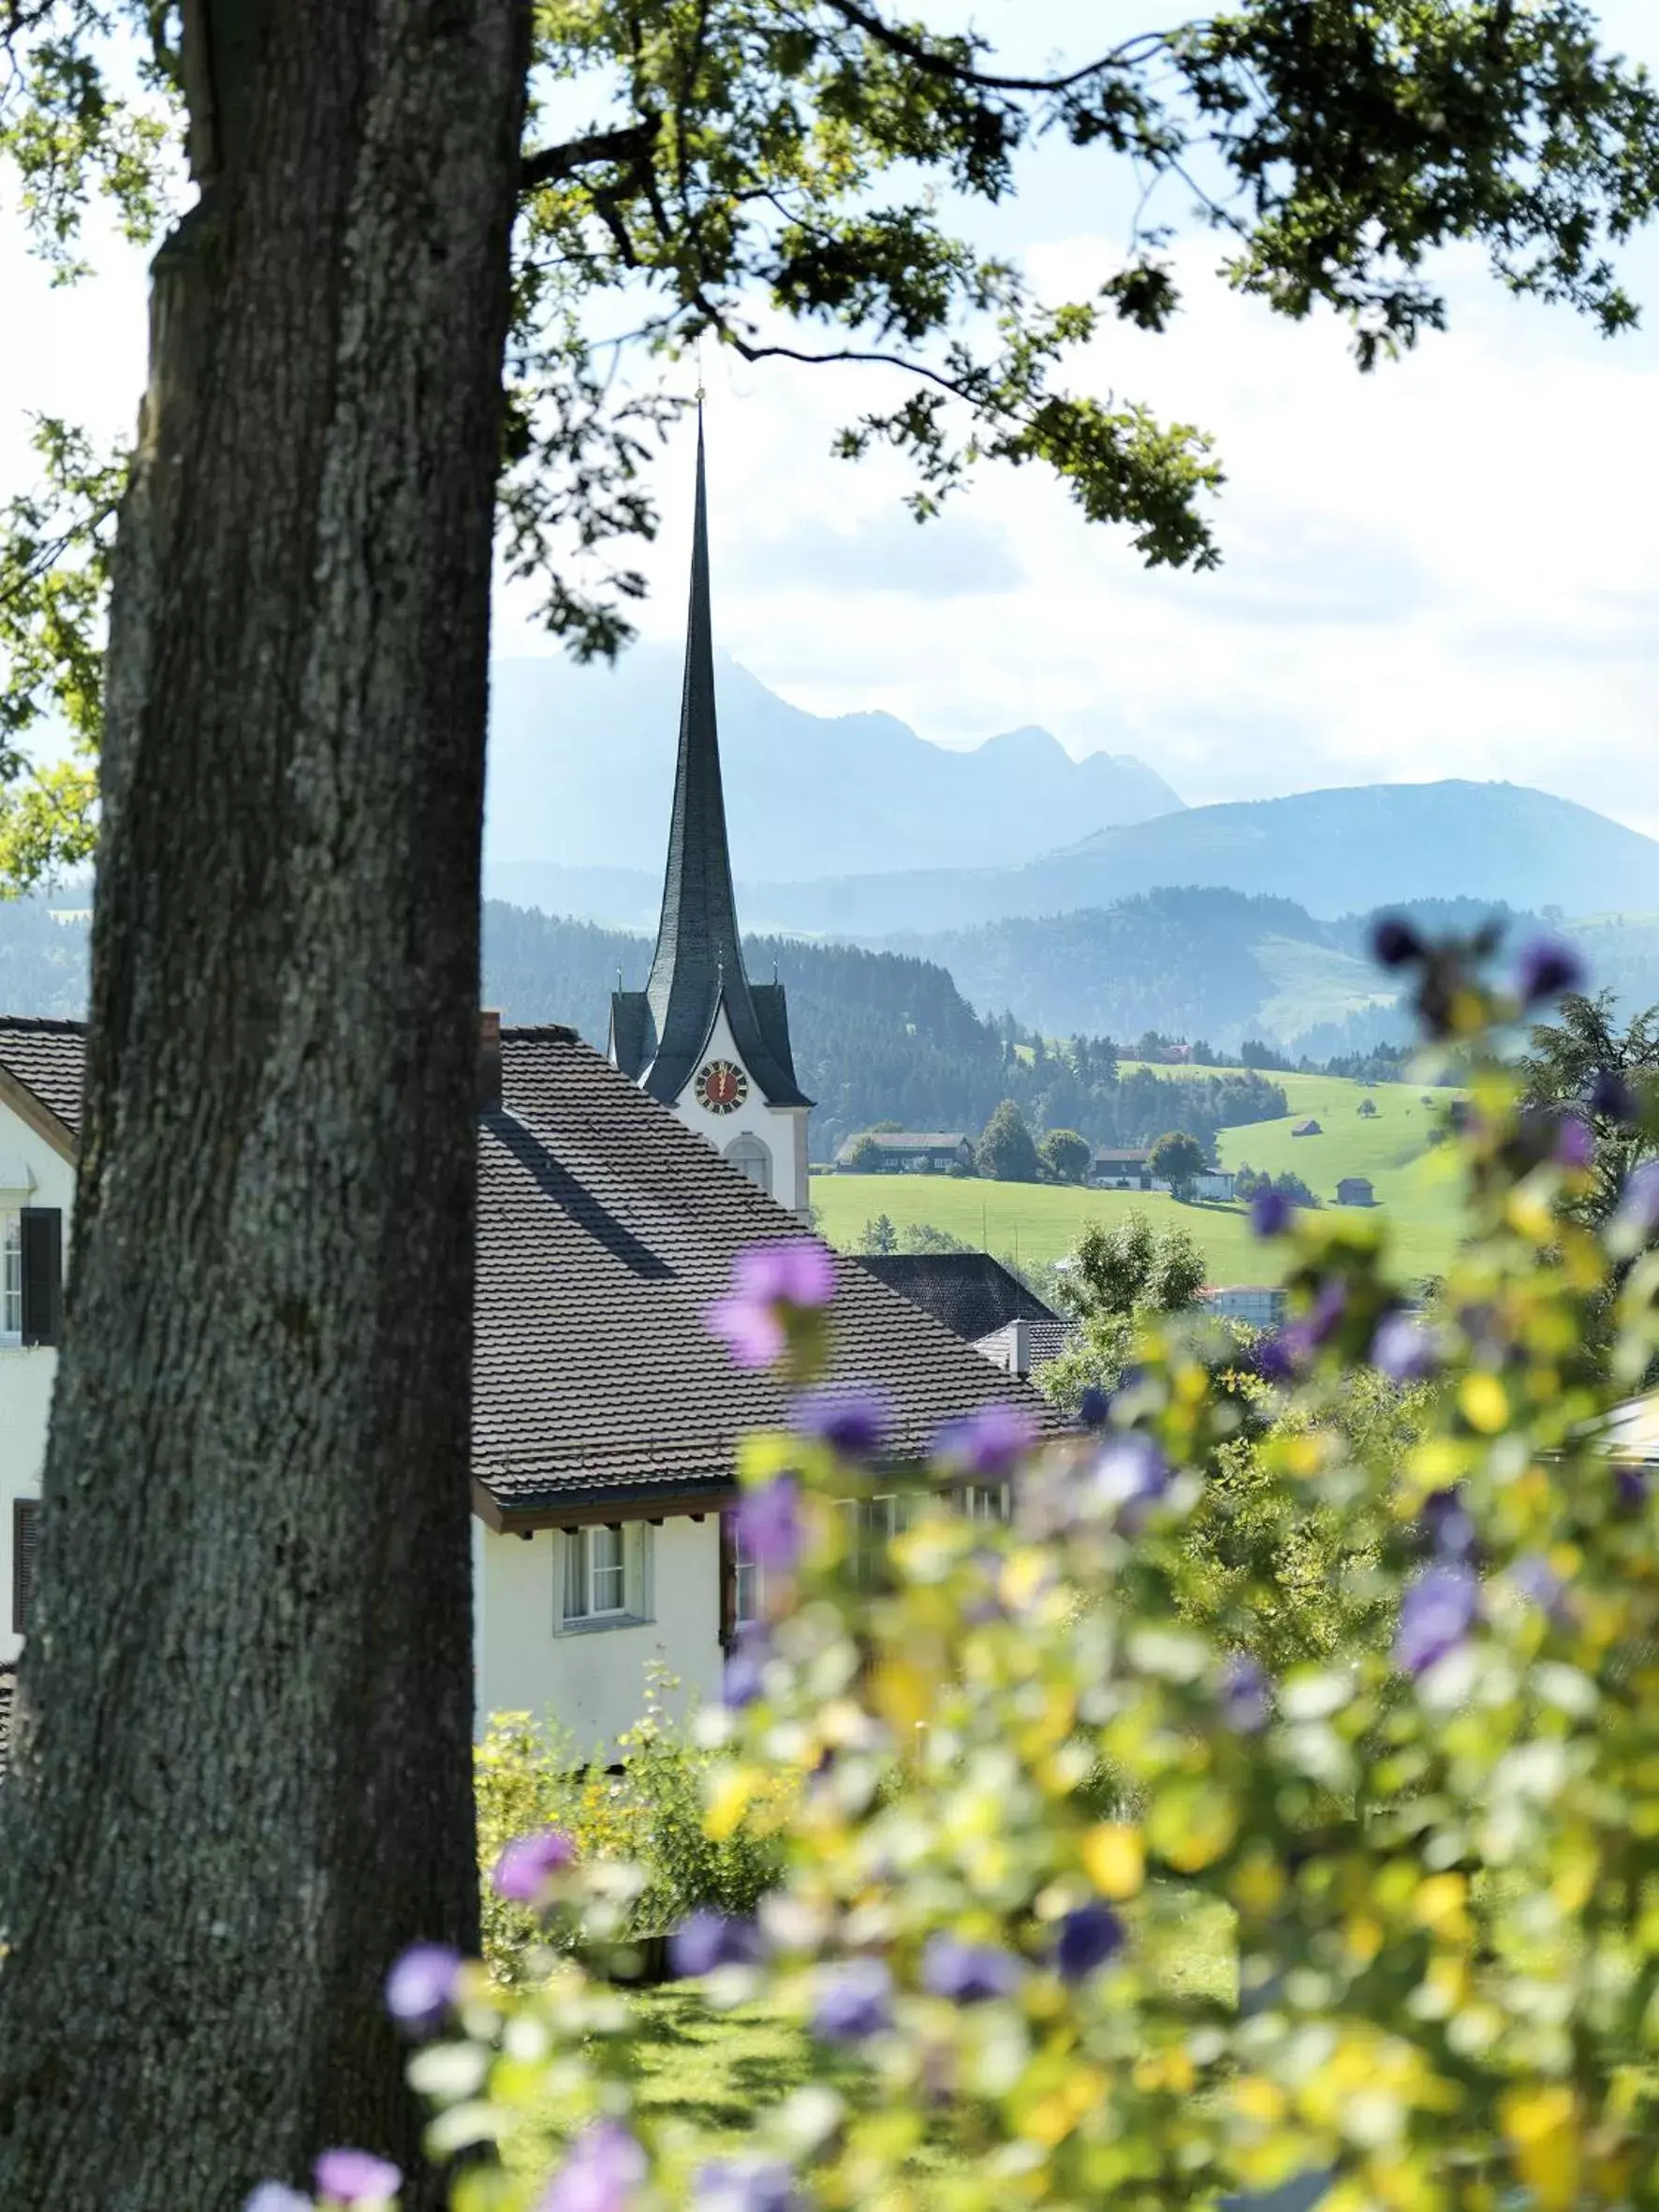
474, 1674, 787, 1982
0, 418, 123, 888
1057, 1209, 1208, 1325
857, 1212, 897, 1254
1039, 1128, 1090, 1185
841, 1133, 885, 1172
1521, 988, 1659, 1226
261, 932, 1659, 2212
1148, 1128, 1207, 1198
976, 1098, 1039, 1183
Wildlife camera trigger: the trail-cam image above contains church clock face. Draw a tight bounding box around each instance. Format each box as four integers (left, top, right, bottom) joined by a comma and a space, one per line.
696, 1058, 749, 1114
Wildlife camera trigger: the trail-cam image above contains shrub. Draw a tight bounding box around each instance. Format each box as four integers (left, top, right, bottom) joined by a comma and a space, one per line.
270, 930, 1659, 2212
1040, 1128, 1092, 1184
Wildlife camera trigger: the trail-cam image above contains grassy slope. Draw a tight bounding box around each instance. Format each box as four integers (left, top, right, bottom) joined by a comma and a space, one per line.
811, 1072, 1461, 1285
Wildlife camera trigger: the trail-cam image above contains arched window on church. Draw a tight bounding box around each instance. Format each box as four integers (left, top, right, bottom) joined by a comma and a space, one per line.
725, 1133, 771, 1197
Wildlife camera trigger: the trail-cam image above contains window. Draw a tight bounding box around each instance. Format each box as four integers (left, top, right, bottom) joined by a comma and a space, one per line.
732, 1518, 763, 1630
12, 1498, 39, 1637
559, 1523, 649, 1629
1, 1213, 20, 1344
725, 1134, 772, 1196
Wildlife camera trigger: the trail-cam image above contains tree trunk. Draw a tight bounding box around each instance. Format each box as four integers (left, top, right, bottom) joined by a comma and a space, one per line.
0, 0, 528, 2204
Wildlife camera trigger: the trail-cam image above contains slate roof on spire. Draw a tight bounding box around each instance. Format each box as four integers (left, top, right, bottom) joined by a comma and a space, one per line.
609, 414, 809, 1108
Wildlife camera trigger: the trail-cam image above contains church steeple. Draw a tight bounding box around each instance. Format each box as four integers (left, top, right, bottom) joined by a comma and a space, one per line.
609, 413, 810, 1140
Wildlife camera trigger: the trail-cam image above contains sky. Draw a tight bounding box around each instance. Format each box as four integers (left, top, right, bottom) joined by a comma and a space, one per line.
7, 3, 1659, 833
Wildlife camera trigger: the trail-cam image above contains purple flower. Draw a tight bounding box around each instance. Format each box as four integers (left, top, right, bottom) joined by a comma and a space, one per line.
670, 1910, 766, 1978
1617, 1465, 1647, 1514
1077, 1384, 1110, 1429
1306, 1277, 1347, 1347
1253, 1328, 1305, 1382
694, 2159, 799, 2212
492, 1827, 576, 1904
246, 2190, 313, 2212
734, 1241, 837, 1309
1590, 1068, 1637, 1123
723, 1624, 770, 1707
314, 2151, 402, 2207
919, 1933, 1024, 2003
1250, 1187, 1294, 1237
1516, 936, 1586, 1007
1420, 1487, 1475, 1559
813, 1956, 893, 2042
1092, 1432, 1168, 1523
1615, 1161, 1659, 1238
933, 1402, 1037, 1479
1372, 1312, 1438, 1383
540, 2121, 647, 2212
735, 1476, 803, 1574
1055, 1902, 1124, 1983
1370, 916, 1425, 970
1512, 1555, 1568, 1621
1554, 1115, 1594, 1170
705, 1293, 785, 1370
1218, 1653, 1271, 1733
790, 1384, 892, 1459
384, 1942, 461, 2033
1394, 1562, 1478, 1676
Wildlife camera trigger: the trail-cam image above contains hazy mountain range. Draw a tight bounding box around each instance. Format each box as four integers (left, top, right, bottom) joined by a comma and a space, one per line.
489, 778, 1659, 938
484, 649, 1182, 885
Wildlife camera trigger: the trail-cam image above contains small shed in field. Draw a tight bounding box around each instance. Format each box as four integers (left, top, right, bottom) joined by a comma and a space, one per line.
1336, 1176, 1376, 1207
1291, 1118, 1322, 1138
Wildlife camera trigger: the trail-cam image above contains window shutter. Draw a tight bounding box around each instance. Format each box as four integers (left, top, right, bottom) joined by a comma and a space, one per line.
12, 1499, 39, 1636
20, 1208, 62, 1348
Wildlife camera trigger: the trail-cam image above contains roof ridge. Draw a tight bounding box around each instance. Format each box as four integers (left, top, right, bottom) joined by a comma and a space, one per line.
0, 1013, 87, 1035
501, 1023, 580, 1042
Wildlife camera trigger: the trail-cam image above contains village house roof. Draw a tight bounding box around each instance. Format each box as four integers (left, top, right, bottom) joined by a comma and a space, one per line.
1092, 1146, 1151, 1164
856, 1252, 1061, 1346
0, 1015, 84, 1145
972, 1317, 1078, 1374
608, 416, 809, 1113
1291, 1118, 1322, 1136
0, 1017, 1056, 1526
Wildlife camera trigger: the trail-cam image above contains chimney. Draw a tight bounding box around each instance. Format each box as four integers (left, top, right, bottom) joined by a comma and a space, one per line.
478, 1009, 502, 1112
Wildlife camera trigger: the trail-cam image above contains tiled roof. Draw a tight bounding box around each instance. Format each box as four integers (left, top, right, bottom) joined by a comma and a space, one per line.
0, 1015, 1058, 1513
0, 1016, 85, 1136
0, 1663, 13, 1777
478, 1032, 1058, 1512
837, 1131, 970, 1159
1093, 1146, 1150, 1164
854, 1253, 1060, 1346
973, 1319, 1078, 1374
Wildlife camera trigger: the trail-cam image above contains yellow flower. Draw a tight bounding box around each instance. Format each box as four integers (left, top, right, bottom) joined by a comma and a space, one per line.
1500, 2084, 1579, 2212
1460, 1373, 1508, 1434
1080, 1822, 1145, 1899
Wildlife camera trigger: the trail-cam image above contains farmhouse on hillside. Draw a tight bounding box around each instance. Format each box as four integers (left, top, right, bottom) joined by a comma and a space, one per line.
1336, 1176, 1377, 1206
835, 1130, 976, 1174
1291, 1118, 1323, 1138
1090, 1145, 1152, 1187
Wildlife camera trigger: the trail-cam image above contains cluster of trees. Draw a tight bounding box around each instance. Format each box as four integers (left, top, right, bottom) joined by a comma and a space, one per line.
1234, 1164, 1322, 1209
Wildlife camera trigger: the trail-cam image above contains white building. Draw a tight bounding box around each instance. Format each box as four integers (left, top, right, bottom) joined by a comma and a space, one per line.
0, 429, 1055, 1760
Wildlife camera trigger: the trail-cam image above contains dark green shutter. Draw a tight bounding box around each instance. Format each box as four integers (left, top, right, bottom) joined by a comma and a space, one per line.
20, 1207, 62, 1347
12, 1499, 39, 1636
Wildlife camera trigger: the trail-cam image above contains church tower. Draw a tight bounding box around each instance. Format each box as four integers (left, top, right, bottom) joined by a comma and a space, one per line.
609, 415, 813, 1215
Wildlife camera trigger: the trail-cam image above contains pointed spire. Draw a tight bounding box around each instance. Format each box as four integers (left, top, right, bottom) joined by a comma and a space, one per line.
620, 409, 809, 1110
644, 405, 744, 1042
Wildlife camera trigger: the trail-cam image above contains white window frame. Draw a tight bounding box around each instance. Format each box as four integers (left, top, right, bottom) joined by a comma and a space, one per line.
724, 1133, 772, 1196
732, 1518, 764, 1630
0, 1210, 22, 1347
557, 1522, 652, 1632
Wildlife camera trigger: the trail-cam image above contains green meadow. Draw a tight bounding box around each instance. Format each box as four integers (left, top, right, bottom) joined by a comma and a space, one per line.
811, 1073, 1462, 1287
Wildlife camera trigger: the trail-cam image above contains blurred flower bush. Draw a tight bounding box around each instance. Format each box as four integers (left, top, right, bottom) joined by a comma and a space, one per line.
475, 1671, 789, 1980
257, 928, 1659, 2212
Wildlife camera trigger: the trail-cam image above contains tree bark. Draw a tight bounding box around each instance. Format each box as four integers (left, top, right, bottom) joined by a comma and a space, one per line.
0, 0, 528, 2204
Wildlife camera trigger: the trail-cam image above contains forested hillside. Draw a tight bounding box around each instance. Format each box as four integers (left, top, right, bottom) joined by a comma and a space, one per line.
481, 901, 1285, 1158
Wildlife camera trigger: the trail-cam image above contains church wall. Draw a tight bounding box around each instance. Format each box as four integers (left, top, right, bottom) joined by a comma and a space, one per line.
473, 1512, 725, 1750
672, 1001, 808, 1216
0, 1101, 74, 1668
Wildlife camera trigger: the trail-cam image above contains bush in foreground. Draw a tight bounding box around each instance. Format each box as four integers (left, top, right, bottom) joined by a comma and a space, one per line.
254, 931, 1659, 2212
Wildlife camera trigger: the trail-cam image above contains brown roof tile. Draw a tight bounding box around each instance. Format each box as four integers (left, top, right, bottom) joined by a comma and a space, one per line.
0, 1015, 85, 1136
477, 1030, 1060, 1512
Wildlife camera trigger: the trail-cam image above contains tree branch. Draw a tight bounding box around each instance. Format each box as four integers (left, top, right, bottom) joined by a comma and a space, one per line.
520, 115, 661, 194
815, 1, 1180, 97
